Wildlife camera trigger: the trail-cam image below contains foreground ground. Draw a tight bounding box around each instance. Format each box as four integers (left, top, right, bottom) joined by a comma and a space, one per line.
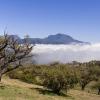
0, 77, 100, 100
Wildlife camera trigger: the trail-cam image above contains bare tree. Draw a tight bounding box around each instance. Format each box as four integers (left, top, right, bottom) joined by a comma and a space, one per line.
0, 34, 33, 81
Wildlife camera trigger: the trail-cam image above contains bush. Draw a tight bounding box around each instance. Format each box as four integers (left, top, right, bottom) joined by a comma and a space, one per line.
42, 64, 78, 94
8, 69, 23, 79
78, 65, 100, 90
8, 67, 35, 83
91, 81, 100, 95
8, 64, 79, 94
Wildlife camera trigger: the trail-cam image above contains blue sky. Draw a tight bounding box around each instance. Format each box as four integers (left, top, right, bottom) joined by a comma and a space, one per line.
0, 0, 100, 43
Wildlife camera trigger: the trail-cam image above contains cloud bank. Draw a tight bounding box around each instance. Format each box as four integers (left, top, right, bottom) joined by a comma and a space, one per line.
32, 44, 100, 64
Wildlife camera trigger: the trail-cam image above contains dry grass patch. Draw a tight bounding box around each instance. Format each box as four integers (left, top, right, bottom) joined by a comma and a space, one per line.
0, 77, 99, 100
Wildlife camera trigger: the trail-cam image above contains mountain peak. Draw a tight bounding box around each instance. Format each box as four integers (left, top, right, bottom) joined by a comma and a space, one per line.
7, 33, 90, 45
43, 33, 88, 44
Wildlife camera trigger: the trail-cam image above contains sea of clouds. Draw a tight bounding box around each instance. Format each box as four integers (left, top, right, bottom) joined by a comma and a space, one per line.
32, 44, 100, 64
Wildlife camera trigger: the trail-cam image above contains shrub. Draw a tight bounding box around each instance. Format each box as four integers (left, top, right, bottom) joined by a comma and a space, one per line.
8, 69, 23, 79
8, 67, 35, 83
42, 64, 78, 94
91, 81, 100, 95
78, 65, 99, 90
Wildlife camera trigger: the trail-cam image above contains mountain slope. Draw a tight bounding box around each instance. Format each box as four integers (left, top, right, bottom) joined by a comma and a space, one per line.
42, 33, 85, 44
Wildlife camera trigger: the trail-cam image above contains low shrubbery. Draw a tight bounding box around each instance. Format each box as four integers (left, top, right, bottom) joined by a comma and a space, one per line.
91, 80, 100, 95
8, 67, 35, 84
7, 61, 100, 95
41, 65, 78, 94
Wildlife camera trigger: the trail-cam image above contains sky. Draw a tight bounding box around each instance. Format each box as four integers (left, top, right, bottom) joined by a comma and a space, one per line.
0, 0, 100, 43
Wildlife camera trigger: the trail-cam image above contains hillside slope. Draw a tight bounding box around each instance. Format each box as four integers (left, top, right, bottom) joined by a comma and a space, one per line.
0, 77, 99, 100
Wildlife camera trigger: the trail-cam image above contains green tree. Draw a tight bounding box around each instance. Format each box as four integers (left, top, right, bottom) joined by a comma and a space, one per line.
91, 81, 100, 95
42, 64, 78, 94
79, 63, 99, 90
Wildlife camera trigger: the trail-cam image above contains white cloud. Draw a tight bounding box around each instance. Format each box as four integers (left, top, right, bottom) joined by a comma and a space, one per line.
32, 44, 100, 64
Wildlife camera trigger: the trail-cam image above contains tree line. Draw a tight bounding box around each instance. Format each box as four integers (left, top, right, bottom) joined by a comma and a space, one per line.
8, 62, 100, 95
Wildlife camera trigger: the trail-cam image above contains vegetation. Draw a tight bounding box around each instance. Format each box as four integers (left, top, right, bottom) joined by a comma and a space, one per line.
8, 61, 100, 95
0, 34, 33, 81
91, 81, 100, 95
42, 64, 78, 94
78, 64, 97, 90
8, 66, 36, 84
0, 76, 100, 100
8, 64, 78, 94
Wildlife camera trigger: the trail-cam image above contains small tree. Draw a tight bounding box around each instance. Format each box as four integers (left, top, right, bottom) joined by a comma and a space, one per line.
42, 65, 78, 94
78, 64, 98, 90
0, 34, 33, 81
90, 65, 100, 95
91, 81, 100, 95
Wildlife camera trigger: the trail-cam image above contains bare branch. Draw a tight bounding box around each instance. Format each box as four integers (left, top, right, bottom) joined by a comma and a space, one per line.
0, 33, 33, 81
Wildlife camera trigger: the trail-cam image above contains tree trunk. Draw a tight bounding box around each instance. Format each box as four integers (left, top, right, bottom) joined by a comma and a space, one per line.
0, 73, 2, 82
81, 84, 85, 90
53, 89, 61, 95
98, 88, 100, 95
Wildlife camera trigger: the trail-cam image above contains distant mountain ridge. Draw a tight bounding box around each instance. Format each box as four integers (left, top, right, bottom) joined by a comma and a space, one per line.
8, 33, 90, 45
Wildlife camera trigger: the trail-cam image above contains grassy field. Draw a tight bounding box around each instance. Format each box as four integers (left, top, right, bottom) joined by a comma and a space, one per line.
0, 77, 100, 100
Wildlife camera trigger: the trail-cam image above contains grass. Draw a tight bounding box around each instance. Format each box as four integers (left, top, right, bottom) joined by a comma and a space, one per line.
0, 76, 100, 100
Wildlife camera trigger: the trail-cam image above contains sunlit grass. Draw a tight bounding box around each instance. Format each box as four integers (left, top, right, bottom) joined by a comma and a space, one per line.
0, 77, 99, 100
